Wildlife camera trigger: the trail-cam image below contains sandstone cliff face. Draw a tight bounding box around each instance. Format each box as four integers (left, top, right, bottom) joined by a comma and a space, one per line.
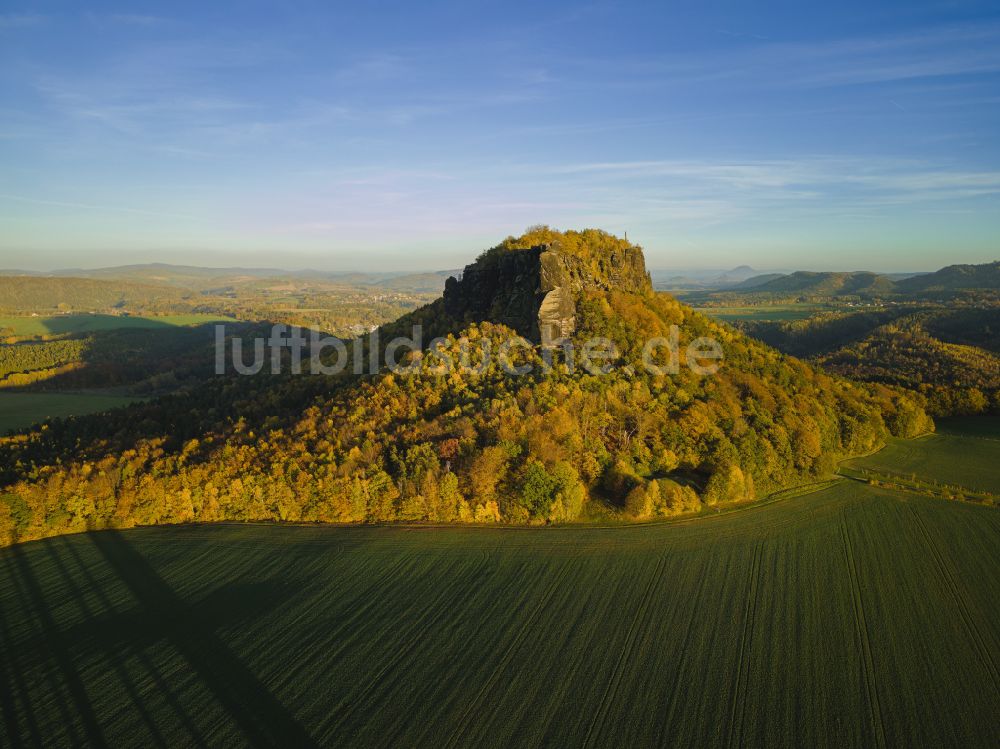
443, 242, 651, 345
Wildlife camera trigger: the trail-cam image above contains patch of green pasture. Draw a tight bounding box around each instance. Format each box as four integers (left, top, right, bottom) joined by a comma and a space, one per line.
845, 425, 1000, 495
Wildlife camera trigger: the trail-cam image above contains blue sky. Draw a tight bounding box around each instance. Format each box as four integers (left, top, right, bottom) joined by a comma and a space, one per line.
1, 1, 999, 271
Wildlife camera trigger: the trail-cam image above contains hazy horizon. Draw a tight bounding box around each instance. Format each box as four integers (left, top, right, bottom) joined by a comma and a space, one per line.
0, 253, 970, 277
2, 1, 999, 271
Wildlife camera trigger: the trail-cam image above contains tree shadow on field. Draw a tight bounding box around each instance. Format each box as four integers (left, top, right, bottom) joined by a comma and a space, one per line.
38, 314, 176, 336
4, 541, 108, 747
88, 528, 319, 748
0, 531, 319, 748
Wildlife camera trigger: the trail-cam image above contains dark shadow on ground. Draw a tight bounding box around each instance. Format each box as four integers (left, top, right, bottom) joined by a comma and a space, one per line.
37, 315, 177, 336
5, 542, 109, 747
88, 528, 319, 748
0, 530, 319, 748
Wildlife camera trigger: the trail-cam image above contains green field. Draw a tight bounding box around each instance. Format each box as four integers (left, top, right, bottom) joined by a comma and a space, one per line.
845, 420, 1000, 495
0, 313, 233, 338
693, 304, 825, 322
0, 392, 139, 433
1, 478, 998, 747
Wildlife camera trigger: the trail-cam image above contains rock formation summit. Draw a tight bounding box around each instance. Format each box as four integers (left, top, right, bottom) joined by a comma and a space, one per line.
443, 239, 651, 345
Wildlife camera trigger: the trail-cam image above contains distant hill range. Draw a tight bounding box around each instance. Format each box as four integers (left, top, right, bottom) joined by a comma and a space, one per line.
712, 265, 761, 286
0, 276, 189, 313
733, 271, 897, 296
719, 261, 1000, 299
650, 265, 784, 289
4, 259, 998, 311
0, 263, 458, 297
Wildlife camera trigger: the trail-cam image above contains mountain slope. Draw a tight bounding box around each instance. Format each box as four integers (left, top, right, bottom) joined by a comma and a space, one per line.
894, 260, 1000, 293
0, 229, 930, 545
732, 273, 786, 290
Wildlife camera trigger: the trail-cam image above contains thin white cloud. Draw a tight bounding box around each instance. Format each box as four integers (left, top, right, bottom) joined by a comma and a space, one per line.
527, 157, 1000, 202
549, 22, 1000, 90
0, 192, 202, 221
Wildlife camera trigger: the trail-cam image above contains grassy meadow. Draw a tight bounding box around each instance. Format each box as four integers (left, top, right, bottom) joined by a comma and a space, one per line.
1, 475, 998, 747
0, 392, 139, 434
845, 421, 1000, 496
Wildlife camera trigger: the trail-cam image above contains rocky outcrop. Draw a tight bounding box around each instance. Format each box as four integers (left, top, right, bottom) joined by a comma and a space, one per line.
443, 242, 651, 345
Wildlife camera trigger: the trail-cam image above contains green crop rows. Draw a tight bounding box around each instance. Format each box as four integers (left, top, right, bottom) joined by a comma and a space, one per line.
1, 476, 998, 747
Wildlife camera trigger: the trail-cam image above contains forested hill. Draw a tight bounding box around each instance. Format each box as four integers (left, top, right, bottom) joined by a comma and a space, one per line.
732, 271, 895, 297
737, 307, 1000, 416
0, 228, 931, 546
894, 260, 1000, 293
